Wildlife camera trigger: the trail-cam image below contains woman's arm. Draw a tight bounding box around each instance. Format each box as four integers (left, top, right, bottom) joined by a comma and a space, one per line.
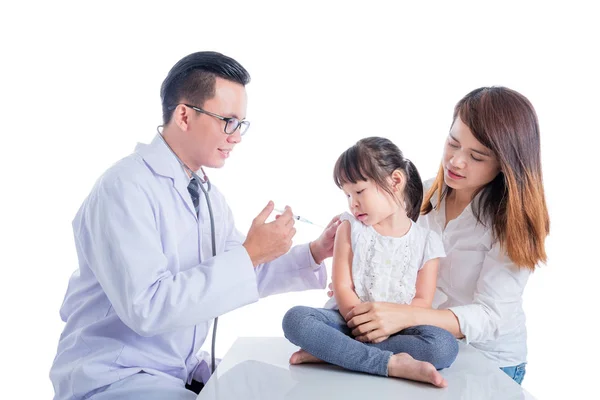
344, 256, 462, 341
326, 283, 459, 336
346, 243, 530, 343
332, 220, 362, 318
354, 258, 442, 343
346, 303, 463, 342
443, 244, 530, 344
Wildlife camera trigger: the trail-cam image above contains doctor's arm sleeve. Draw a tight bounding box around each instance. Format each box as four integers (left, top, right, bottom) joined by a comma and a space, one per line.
222, 207, 327, 299
253, 245, 327, 298
447, 243, 531, 344
77, 177, 259, 337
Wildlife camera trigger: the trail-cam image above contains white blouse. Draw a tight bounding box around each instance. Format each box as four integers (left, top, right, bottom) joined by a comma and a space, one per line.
417, 179, 532, 367
325, 212, 445, 308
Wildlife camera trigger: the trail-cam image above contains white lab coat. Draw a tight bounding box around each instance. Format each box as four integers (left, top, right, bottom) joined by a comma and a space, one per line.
49, 134, 327, 400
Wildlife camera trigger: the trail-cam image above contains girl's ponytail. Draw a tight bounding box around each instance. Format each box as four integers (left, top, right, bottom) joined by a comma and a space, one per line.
404, 159, 423, 222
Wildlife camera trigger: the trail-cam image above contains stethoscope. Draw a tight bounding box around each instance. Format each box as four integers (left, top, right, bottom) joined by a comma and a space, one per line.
156, 126, 219, 375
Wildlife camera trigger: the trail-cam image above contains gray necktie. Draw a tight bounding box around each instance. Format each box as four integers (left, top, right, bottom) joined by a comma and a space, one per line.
187, 177, 200, 216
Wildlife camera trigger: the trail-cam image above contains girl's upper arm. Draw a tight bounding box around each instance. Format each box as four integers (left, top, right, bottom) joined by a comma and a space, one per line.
332, 220, 354, 290
412, 258, 439, 307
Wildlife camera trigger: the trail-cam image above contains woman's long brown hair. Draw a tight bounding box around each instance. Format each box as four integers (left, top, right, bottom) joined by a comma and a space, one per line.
421, 87, 550, 270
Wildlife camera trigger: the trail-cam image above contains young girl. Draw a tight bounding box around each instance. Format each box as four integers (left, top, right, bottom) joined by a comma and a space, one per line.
282, 137, 458, 387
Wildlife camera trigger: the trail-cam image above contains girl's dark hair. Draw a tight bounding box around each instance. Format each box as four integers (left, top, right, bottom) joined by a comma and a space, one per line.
421, 87, 550, 270
333, 137, 423, 222
160, 51, 251, 124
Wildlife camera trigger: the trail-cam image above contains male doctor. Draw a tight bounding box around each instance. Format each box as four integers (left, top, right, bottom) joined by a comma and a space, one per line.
50, 51, 340, 400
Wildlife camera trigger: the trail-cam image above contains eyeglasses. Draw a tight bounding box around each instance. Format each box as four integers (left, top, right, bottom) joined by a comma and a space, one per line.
168, 103, 250, 136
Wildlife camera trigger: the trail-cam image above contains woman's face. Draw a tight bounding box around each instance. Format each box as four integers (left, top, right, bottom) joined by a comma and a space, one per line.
442, 116, 501, 196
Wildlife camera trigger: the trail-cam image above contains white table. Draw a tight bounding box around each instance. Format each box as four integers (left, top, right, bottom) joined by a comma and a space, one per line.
198, 337, 535, 399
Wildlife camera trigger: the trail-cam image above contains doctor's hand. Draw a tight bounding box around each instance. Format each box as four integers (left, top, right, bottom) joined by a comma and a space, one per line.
243, 201, 296, 267
309, 215, 342, 265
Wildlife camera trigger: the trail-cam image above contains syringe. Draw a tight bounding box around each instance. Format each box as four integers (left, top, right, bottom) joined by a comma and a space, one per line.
274, 208, 324, 229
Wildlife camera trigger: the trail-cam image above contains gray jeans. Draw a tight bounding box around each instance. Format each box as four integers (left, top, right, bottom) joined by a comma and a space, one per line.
282, 306, 458, 377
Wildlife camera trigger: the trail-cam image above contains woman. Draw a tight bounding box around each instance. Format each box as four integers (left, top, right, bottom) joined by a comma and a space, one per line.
292, 86, 549, 385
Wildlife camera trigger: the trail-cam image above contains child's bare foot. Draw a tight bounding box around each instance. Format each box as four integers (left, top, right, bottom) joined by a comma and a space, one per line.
387, 353, 447, 388
289, 349, 324, 364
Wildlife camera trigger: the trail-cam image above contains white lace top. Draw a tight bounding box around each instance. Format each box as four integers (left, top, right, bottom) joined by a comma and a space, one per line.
325, 212, 445, 309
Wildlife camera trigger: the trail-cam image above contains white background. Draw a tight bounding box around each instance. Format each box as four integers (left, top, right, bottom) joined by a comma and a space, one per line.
1, 1, 598, 399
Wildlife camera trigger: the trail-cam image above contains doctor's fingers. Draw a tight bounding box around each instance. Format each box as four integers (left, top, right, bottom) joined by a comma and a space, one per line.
326, 214, 342, 229
267, 217, 295, 237
284, 215, 296, 228
270, 214, 295, 229
275, 209, 294, 227
286, 227, 297, 240
254, 201, 275, 225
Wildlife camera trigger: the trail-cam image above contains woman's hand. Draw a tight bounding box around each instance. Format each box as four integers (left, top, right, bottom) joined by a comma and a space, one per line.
345, 302, 415, 343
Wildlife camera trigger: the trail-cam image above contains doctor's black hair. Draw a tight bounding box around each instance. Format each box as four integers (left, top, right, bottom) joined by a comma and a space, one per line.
333, 137, 424, 222
160, 51, 251, 124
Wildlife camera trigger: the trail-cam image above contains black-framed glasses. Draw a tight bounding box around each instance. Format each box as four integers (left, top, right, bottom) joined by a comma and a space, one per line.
168, 103, 250, 136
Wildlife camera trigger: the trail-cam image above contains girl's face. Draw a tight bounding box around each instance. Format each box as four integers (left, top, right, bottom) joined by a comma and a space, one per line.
442, 116, 501, 196
342, 179, 400, 226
